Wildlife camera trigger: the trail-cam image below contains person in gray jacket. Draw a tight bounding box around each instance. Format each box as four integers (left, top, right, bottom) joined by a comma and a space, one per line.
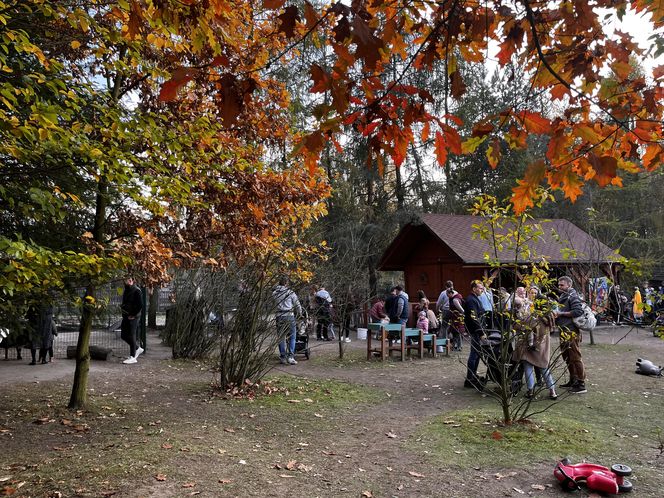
273, 276, 302, 365
554, 276, 587, 394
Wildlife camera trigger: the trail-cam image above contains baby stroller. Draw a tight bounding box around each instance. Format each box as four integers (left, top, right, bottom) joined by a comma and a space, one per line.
294, 310, 311, 359
479, 329, 522, 394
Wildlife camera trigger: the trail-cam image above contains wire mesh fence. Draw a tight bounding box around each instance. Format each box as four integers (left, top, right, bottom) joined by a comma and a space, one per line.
1, 284, 170, 360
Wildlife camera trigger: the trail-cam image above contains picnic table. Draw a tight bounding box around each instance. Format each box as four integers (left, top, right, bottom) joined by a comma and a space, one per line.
366, 323, 448, 361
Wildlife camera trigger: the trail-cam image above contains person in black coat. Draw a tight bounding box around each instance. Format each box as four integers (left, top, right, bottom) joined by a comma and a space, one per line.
26, 304, 55, 365
464, 280, 486, 389
121, 276, 143, 364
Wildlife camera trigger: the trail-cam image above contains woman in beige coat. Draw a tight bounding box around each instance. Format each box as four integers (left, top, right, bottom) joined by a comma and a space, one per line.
513, 287, 558, 400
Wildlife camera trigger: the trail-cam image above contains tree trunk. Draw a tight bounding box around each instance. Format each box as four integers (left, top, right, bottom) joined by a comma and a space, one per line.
68, 285, 94, 409
68, 177, 108, 409
410, 144, 430, 211
148, 286, 158, 328
395, 165, 404, 210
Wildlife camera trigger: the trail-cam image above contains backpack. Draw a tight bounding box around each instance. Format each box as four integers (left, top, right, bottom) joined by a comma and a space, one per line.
573, 302, 597, 331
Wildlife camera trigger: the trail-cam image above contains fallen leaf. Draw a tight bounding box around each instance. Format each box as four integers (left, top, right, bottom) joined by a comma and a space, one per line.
279, 474, 295, 478
33, 418, 50, 425
303, 398, 314, 403
154, 474, 167, 481
238, 460, 247, 465
361, 492, 373, 498
531, 484, 545, 490
287, 399, 301, 403
408, 471, 425, 478
286, 460, 297, 471
513, 488, 524, 494
182, 482, 196, 488
224, 428, 235, 433
61, 419, 72, 426
314, 413, 323, 418
386, 432, 398, 439
161, 443, 173, 449
491, 430, 503, 440
218, 479, 231, 484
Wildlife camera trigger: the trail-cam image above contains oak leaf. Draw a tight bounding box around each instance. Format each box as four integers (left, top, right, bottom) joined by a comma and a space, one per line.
434, 131, 447, 166
277, 6, 300, 38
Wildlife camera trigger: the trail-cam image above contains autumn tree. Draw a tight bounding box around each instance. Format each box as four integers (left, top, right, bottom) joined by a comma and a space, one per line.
0, 1, 329, 408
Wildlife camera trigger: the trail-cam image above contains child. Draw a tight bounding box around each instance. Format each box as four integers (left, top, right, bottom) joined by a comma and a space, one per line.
417, 310, 429, 332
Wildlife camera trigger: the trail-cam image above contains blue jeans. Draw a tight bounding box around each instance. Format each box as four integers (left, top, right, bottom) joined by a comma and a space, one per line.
277, 315, 296, 358
524, 362, 555, 390
466, 334, 482, 381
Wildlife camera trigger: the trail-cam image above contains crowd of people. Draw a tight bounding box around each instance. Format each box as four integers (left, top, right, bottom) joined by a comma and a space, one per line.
607, 283, 663, 326
367, 276, 592, 397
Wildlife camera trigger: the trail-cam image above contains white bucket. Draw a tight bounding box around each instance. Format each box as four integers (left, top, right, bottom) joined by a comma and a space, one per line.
356, 328, 368, 340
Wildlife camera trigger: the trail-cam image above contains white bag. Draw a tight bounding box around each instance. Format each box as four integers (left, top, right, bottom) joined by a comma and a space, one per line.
573, 302, 597, 331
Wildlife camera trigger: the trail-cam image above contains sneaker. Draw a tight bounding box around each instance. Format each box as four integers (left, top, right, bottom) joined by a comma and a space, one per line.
569, 383, 587, 394
280, 357, 289, 365
524, 390, 534, 400
123, 356, 137, 364
287, 356, 298, 365
344, 337, 351, 343
135, 347, 144, 358
560, 379, 574, 388
549, 390, 558, 400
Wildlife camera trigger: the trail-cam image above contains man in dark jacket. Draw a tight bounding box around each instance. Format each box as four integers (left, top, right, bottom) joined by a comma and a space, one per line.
121, 276, 143, 364
464, 280, 486, 389
555, 276, 587, 393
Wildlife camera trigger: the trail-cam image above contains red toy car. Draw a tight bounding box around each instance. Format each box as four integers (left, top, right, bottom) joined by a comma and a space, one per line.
554, 458, 633, 494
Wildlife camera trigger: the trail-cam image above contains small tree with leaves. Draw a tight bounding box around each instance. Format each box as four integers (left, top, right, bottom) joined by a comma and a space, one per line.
470, 193, 572, 425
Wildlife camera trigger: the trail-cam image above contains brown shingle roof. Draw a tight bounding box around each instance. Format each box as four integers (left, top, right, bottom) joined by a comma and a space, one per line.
417, 214, 616, 264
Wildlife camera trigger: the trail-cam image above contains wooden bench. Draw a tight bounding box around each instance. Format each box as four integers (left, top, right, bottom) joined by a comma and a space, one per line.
423, 336, 449, 357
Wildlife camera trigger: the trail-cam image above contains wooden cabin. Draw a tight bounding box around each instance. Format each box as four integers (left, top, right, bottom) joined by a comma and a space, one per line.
377, 214, 619, 298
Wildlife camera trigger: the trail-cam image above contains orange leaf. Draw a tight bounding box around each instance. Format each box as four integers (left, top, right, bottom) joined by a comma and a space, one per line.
303, 1, 318, 29
362, 121, 380, 137
511, 160, 546, 214
126, 1, 142, 40
310, 65, 330, 93
553, 166, 584, 202
519, 111, 550, 134
421, 121, 430, 143
550, 84, 569, 101
443, 126, 462, 155
434, 131, 447, 166
611, 61, 633, 81
486, 139, 501, 169
588, 154, 618, 187
450, 70, 466, 99
158, 68, 195, 102
575, 124, 600, 144
491, 430, 503, 440
263, 0, 286, 9
642, 143, 663, 171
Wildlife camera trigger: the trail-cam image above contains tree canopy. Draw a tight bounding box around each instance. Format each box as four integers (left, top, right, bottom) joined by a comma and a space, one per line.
142, 0, 662, 212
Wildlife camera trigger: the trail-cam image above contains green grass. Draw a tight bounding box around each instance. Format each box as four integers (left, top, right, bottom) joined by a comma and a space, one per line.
415, 408, 612, 468
241, 374, 385, 410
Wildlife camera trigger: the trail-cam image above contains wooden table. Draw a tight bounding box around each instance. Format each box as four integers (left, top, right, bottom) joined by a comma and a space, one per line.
367, 323, 440, 361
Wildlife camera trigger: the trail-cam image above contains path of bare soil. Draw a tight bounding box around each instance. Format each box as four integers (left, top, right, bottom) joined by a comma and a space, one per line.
2, 325, 663, 498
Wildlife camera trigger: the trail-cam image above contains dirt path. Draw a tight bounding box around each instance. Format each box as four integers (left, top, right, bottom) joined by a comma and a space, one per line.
2, 325, 663, 497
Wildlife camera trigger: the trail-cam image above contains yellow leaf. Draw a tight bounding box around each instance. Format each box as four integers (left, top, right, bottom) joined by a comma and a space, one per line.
71, 40, 81, 49
461, 136, 486, 154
